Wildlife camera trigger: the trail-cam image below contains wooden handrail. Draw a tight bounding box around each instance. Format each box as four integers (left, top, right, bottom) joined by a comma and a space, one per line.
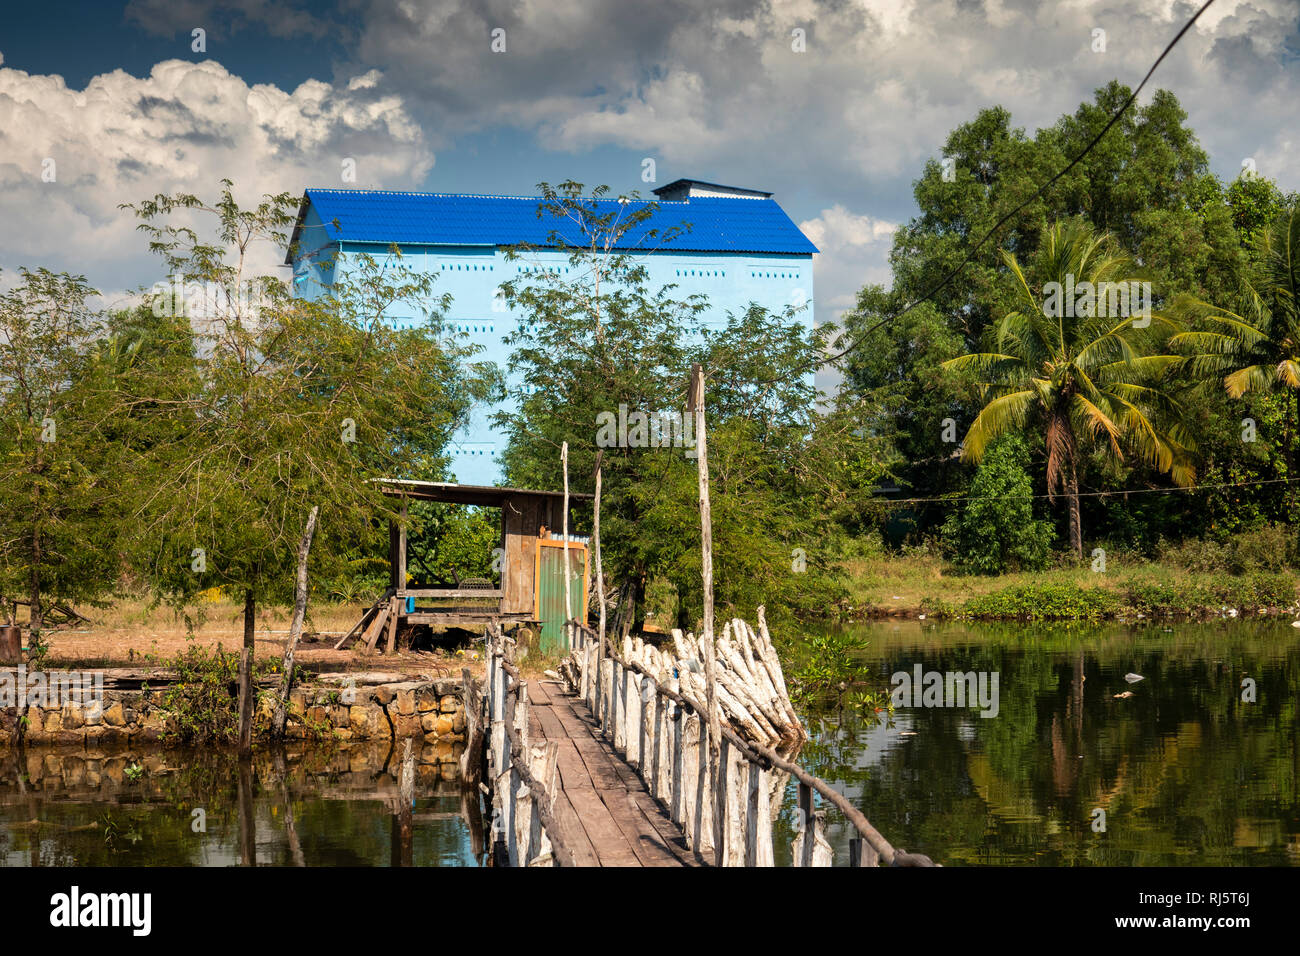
571, 621, 935, 867
483, 625, 576, 867
499, 691, 576, 868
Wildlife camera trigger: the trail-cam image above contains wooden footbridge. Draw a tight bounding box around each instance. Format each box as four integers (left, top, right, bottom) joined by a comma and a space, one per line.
461, 621, 938, 868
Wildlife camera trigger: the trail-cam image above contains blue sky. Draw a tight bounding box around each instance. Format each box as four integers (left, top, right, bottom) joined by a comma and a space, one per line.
2, 0, 1298, 333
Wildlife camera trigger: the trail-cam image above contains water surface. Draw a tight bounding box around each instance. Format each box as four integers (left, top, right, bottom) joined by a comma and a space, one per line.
776, 619, 1300, 866
1, 741, 483, 866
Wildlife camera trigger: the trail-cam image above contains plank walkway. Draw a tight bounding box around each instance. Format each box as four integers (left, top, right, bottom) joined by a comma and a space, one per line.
526, 679, 705, 867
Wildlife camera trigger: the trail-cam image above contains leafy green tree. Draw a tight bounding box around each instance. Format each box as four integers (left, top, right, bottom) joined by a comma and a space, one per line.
843, 84, 1251, 539
0, 268, 120, 630
1169, 205, 1300, 510
497, 183, 882, 629
941, 434, 1052, 574
494, 182, 701, 629
1224, 175, 1296, 249
119, 181, 487, 748
406, 504, 500, 585
944, 220, 1195, 557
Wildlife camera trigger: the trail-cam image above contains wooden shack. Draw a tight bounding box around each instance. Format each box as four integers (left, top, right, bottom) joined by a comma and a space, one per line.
340, 480, 591, 655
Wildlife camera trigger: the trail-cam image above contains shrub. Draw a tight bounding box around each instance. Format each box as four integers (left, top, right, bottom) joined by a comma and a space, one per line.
1218, 572, 1296, 610
942, 435, 1053, 574
155, 644, 272, 744
964, 582, 1119, 620
1156, 525, 1294, 574
1155, 535, 1231, 572
1229, 526, 1292, 573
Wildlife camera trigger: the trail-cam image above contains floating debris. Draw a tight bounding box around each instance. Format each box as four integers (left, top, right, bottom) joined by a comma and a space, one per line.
1124, 672, 1144, 683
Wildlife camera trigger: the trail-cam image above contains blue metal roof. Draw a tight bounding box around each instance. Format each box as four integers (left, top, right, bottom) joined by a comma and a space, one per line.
292, 188, 818, 258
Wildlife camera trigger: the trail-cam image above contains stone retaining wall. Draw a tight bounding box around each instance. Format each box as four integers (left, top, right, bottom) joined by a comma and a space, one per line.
0, 672, 466, 748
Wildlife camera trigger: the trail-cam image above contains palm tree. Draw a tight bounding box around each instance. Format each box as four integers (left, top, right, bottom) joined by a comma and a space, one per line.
1167, 206, 1300, 496
943, 220, 1195, 558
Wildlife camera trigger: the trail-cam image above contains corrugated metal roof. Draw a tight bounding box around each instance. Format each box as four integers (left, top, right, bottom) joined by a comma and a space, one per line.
293, 188, 818, 257
377, 478, 593, 504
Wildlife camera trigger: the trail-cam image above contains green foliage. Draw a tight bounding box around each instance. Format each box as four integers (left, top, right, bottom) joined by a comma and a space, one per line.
944, 218, 1198, 556
117, 181, 491, 630
494, 182, 887, 628
942, 435, 1052, 573
839, 84, 1295, 558
1125, 571, 1295, 615
406, 503, 499, 585
785, 630, 890, 717
154, 644, 270, 744
964, 582, 1120, 620
1156, 524, 1294, 573
0, 268, 123, 624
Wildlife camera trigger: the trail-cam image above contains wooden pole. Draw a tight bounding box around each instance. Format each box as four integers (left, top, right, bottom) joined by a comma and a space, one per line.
688, 364, 714, 641
561, 441, 572, 643
592, 452, 606, 718
237, 587, 256, 758
237, 756, 256, 865
272, 505, 318, 738
688, 362, 721, 863
397, 496, 408, 594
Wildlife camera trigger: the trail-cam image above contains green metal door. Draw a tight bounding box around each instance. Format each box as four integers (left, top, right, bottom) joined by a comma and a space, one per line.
537, 545, 585, 654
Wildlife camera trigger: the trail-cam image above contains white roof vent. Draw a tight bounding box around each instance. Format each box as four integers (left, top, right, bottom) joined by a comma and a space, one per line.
651, 179, 773, 202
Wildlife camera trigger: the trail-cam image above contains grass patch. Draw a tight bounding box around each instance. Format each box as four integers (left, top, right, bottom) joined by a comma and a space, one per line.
844, 552, 1298, 620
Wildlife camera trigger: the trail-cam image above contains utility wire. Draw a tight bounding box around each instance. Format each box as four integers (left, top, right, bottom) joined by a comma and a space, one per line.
808, 0, 1218, 378
873, 474, 1296, 508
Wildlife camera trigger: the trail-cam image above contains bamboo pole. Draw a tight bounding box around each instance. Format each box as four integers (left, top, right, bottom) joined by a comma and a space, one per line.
688, 363, 723, 865
561, 441, 572, 647
688, 364, 714, 642
592, 454, 606, 719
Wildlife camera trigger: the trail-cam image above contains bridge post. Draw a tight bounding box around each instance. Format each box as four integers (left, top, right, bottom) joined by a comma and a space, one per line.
513, 683, 529, 750
526, 741, 558, 866
670, 701, 686, 829
746, 761, 773, 866
793, 782, 813, 867
612, 661, 626, 751
637, 676, 653, 773
505, 764, 520, 866
682, 710, 703, 851
626, 671, 643, 768
651, 690, 667, 800
718, 737, 749, 866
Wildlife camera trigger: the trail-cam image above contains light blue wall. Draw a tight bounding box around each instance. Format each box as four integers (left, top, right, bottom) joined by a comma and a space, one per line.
295, 240, 813, 485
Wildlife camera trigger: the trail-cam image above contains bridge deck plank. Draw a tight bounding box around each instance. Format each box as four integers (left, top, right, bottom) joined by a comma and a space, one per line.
551, 790, 602, 867
597, 789, 683, 867
523, 677, 698, 866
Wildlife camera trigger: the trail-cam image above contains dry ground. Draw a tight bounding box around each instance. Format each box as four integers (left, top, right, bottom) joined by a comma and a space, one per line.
27, 597, 463, 676
25, 596, 565, 678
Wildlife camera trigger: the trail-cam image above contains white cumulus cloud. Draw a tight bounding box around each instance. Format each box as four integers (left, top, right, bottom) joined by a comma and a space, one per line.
0, 58, 434, 297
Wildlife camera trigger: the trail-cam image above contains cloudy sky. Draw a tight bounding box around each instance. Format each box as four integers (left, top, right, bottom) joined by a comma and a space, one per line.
1, 0, 1297, 331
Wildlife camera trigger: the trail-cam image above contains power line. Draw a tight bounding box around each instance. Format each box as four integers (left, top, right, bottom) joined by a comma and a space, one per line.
872, 473, 1296, 508
808, 0, 1219, 378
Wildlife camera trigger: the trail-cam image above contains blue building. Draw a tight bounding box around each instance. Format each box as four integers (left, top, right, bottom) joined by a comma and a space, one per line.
286, 178, 817, 484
